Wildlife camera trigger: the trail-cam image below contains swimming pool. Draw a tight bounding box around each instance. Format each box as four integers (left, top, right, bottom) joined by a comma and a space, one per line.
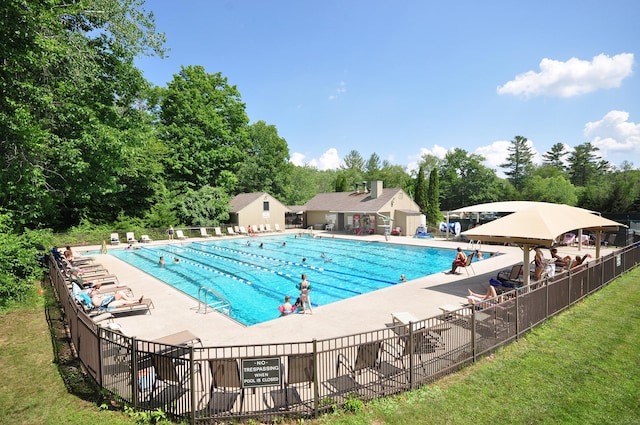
108, 235, 456, 326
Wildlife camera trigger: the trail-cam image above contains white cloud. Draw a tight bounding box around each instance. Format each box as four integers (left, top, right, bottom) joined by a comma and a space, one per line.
328, 81, 347, 100
317, 148, 342, 170
289, 152, 307, 166
584, 110, 640, 154
406, 145, 449, 173
497, 53, 634, 98
476, 139, 542, 178
289, 148, 342, 170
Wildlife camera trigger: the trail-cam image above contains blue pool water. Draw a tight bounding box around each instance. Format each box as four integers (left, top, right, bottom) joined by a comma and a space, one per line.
108, 235, 456, 326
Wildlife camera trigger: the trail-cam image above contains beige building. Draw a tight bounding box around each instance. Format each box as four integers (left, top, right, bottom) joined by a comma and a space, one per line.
302, 181, 422, 236
229, 192, 289, 231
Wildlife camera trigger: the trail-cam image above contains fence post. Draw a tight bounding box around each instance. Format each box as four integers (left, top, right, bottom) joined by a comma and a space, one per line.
131, 336, 138, 409
189, 345, 195, 425
515, 290, 520, 341
408, 322, 415, 389
312, 339, 319, 418
471, 308, 477, 362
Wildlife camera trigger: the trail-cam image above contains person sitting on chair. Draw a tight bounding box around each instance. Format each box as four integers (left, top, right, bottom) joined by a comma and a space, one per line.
549, 248, 571, 268
572, 253, 592, 269
467, 286, 499, 306
446, 247, 467, 274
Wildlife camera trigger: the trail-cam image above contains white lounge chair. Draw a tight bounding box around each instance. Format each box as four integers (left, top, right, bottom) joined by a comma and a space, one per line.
140, 235, 153, 243
214, 227, 223, 237
265, 224, 272, 232
274, 223, 283, 232
126, 232, 136, 244
251, 224, 259, 234
176, 230, 187, 240
234, 225, 241, 234
258, 224, 266, 233
200, 228, 212, 238
110, 233, 120, 245
227, 227, 237, 236
238, 226, 248, 235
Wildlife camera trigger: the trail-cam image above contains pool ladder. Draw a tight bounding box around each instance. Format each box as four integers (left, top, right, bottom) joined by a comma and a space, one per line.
197, 286, 231, 315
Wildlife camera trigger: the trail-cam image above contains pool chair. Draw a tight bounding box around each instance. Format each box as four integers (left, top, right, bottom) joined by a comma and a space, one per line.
110, 233, 120, 245
214, 227, 223, 237
202, 359, 244, 415
258, 224, 266, 232
140, 234, 153, 243
251, 224, 259, 234
238, 226, 248, 235
265, 224, 272, 232
264, 353, 314, 411
459, 252, 475, 276
496, 264, 523, 287
200, 227, 211, 238
126, 232, 136, 244
334, 340, 403, 391
562, 233, 577, 246
176, 230, 187, 240
274, 223, 283, 232
140, 353, 190, 409
227, 226, 237, 236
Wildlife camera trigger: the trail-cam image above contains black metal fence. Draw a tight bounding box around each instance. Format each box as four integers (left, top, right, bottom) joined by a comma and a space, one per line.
49, 238, 640, 424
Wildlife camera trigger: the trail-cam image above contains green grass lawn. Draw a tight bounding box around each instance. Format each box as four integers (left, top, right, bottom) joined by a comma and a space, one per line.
1, 268, 639, 425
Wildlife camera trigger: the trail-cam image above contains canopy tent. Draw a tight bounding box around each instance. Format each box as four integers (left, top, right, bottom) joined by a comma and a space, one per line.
451, 200, 596, 215
459, 202, 626, 286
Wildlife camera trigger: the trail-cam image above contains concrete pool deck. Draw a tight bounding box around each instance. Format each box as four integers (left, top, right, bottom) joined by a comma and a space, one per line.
73, 231, 608, 346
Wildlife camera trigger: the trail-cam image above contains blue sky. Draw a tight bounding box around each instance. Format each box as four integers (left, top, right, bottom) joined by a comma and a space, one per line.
135, 0, 639, 175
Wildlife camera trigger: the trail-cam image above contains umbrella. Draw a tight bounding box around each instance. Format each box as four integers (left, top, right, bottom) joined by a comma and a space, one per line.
460, 202, 625, 286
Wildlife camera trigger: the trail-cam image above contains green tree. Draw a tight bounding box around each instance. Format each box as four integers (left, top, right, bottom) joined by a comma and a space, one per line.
174, 185, 230, 227
522, 175, 578, 205
439, 148, 503, 210
414, 164, 428, 213
542, 142, 568, 171
567, 142, 602, 187
365, 153, 382, 182
500, 135, 534, 192
334, 173, 349, 192
235, 121, 292, 199
0, 0, 166, 229
379, 161, 411, 191
159, 65, 249, 191
426, 167, 441, 226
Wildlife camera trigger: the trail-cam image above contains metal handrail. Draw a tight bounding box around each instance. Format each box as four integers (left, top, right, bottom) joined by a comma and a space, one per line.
197, 286, 231, 315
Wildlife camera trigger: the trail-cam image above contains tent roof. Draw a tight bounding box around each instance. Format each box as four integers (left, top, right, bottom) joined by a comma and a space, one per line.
451, 201, 595, 215
461, 203, 625, 246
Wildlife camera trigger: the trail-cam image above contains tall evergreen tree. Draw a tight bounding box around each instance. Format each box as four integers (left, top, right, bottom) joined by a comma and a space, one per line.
542, 143, 568, 171
426, 167, 441, 225
567, 142, 602, 186
500, 135, 534, 192
414, 164, 428, 213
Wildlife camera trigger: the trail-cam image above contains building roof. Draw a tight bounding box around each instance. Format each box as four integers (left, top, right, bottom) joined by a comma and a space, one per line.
304, 188, 405, 213
230, 192, 290, 213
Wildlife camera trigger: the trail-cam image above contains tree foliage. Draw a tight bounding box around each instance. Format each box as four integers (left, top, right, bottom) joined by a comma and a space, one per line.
500, 135, 534, 192
414, 164, 428, 214
159, 65, 249, 191
235, 120, 292, 199
174, 185, 230, 227
439, 148, 503, 210
426, 167, 441, 225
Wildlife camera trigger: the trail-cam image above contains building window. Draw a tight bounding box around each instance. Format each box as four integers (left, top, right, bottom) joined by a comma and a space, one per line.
263, 201, 270, 211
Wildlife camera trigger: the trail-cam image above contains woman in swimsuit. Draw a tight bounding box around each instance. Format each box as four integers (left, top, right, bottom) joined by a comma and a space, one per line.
298, 273, 312, 314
